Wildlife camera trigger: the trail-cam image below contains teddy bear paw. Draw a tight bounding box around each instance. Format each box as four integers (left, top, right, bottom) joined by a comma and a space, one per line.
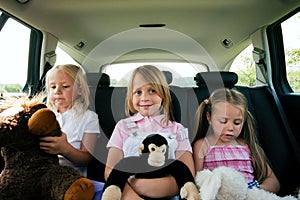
64, 178, 94, 200
101, 185, 122, 200
180, 182, 200, 200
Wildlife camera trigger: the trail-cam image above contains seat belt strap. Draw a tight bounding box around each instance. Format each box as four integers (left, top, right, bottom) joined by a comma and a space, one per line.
35, 61, 53, 94
253, 47, 268, 85
35, 51, 56, 94
269, 87, 300, 163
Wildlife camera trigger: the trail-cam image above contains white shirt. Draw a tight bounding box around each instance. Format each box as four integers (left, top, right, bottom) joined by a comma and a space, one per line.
54, 107, 100, 176
55, 108, 100, 149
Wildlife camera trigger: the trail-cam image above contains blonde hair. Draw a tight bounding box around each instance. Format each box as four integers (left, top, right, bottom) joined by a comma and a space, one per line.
193, 88, 270, 183
125, 65, 174, 125
45, 64, 90, 115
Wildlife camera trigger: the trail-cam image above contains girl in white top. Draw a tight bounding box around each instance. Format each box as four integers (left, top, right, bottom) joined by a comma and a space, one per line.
40, 64, 104, 199
40, 64, 100, 176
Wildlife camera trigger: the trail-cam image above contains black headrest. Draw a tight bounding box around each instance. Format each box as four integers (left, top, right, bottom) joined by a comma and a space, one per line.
194, 72, 238, 87
162, 71, 172, 84
97, 73, 110, 87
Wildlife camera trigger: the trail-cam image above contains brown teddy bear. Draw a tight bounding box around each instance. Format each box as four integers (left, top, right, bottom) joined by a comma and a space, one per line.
0, 96, 94, 200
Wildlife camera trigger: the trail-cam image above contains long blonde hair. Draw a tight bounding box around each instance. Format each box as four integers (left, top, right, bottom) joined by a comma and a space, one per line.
45, 64, 90, 115
193, 88, 270, 183
125, 65, 174, 125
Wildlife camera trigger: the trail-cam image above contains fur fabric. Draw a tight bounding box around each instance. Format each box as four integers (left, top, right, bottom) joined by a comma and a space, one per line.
0, 96, 94, 200
195, 166, 299, 200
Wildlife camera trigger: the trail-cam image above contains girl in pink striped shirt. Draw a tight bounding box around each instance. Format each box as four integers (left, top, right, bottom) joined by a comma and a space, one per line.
105, 65, 194, 200
192, 88, 280, 193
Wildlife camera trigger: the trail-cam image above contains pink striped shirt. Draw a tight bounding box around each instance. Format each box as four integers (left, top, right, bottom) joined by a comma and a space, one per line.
107, 113, 192, 157
203, 138, 255, 183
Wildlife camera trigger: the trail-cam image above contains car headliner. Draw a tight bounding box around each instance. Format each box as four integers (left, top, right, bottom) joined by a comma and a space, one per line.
0, 0, 299, 70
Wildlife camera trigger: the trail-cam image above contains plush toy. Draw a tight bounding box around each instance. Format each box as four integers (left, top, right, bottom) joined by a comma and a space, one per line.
0, 96, 94, 200
195, 166, 299, 200
102, 133, 199, 200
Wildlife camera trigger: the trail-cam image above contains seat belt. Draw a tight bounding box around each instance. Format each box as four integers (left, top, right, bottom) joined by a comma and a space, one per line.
35, 61, 53, 93
269, 87, 300, 163
253, 47, 268, 85
35, 51, 56, 94
253, 47, 300, 163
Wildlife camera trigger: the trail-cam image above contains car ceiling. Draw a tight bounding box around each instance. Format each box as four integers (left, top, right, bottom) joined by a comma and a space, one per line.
0, 0, 299, 70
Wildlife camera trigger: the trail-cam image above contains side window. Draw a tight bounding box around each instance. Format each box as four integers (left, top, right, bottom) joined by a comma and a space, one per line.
282, 11, 300, 93
0, 12, 30, 97
55, 45, 79, 66
230, 45, 256, 86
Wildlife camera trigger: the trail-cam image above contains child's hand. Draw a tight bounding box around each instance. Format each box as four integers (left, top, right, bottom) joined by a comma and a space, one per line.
39, 132, 70, 155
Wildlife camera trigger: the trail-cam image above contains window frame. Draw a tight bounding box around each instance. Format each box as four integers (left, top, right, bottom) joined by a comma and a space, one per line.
267, 8, 300, 94
0, 10, 43, 96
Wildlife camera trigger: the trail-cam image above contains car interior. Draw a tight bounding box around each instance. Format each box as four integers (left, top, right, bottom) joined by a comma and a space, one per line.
0, 0, 300, 197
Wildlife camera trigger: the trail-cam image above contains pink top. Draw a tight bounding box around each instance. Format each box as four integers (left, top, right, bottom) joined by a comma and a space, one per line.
203, 138, 255, 183
107, 113, 192, 158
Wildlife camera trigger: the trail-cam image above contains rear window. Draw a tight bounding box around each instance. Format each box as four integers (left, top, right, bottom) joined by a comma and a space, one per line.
102, 62, 208, 87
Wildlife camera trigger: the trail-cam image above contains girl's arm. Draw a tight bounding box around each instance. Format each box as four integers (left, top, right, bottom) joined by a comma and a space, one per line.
121, 181, 144, 200
259, 165, 280, 193
128, 150, 194, 198
104, 147, 123, 180
39, 132, 96, 166
193, 139, 206, 172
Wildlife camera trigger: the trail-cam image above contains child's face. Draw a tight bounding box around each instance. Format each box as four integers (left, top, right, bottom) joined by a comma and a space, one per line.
132, 73, 162, 117
48, 69, 75, 113
207, 102, 244, 144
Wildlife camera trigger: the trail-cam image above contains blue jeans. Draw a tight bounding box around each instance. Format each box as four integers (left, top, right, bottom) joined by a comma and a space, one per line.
92, 180, 104, 200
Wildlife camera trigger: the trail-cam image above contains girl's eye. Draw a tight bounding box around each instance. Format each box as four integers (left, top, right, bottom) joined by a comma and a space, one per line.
149, 89, 156, 94
63, 85, 70, 89
219, 120, 226, 124
234, 121, 242, 125
134, 90, 142, 95
50, 85, 56, 89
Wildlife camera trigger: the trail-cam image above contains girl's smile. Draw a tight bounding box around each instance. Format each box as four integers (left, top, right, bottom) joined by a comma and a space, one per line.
132, 73, 162, 117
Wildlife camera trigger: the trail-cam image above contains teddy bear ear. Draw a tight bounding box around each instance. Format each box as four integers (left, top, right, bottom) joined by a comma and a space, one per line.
29, 103, 47, 114
28, 108, 61, 136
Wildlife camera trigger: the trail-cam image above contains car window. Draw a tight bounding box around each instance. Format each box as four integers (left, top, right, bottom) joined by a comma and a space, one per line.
0, 11, 30, 97
231, 11, 300, 89
282, 11, 300, 93
55, 46, 79, 66
230, 45, 256, 86
55, 43, 208, 87
102, 61, 208, 87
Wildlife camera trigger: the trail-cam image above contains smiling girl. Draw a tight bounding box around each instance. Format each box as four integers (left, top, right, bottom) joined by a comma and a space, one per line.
105, 65, 194, 199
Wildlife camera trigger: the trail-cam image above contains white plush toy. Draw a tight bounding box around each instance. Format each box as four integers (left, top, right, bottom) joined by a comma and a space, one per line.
195, 166, 298, 200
